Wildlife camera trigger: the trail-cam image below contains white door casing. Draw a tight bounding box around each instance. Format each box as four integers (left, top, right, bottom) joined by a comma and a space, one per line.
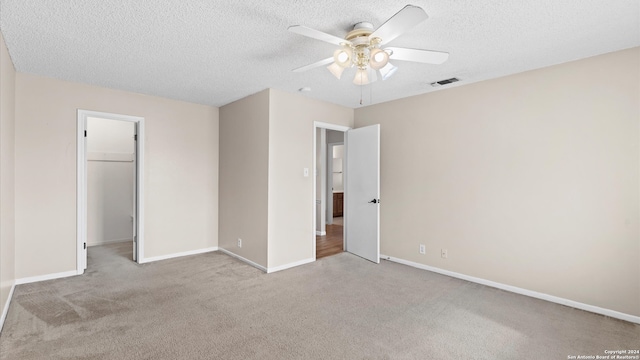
77, 110, 145, 274
345, 124, 380, 263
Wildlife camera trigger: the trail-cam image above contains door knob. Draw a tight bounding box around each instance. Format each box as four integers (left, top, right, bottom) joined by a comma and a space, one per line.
368, 199, 379, 204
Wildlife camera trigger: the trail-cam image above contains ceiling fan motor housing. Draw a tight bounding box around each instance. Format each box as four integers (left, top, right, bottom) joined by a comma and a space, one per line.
347, 22, 374, 39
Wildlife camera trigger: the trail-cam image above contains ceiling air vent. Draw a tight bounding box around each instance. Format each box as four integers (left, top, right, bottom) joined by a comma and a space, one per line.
430, 77, 460, 87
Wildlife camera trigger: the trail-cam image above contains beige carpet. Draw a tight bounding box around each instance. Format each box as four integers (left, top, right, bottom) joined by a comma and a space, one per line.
1, 242, 638, 359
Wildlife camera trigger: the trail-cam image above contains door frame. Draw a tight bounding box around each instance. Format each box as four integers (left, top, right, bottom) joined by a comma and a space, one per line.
312, 121, 350, 260
76, 109, 145, 274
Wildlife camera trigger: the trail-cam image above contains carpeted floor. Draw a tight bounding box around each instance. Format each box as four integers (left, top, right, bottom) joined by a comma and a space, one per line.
1, 242, 638, 359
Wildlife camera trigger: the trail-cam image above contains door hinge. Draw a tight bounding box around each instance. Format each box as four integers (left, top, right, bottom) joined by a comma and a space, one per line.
83, 242, 86, 250
134, 134, 137, 141
84, 130, 87, 137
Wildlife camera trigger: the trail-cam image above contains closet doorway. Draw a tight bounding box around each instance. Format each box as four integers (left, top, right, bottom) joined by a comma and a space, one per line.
77, 110, 145, 273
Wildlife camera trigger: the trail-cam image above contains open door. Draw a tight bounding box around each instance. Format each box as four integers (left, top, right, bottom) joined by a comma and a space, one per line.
81, 117, 88, 270
132, 124, 138, 262
345, 124, 380, 263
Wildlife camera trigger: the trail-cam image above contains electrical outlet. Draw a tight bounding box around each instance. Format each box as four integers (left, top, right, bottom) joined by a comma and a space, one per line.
419, 244, 426, 255
237, 238, 242, 248
441, 249, 447, 259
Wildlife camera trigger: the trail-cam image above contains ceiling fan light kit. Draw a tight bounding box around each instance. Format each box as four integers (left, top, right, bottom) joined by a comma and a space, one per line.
369, 48, 389, 70
354, 68, 370, 85
333, 48, 352, 67
379, 62, 398, 80
289, 5, 449, 86
327, 62, 346, 79
326, 22, 393, 85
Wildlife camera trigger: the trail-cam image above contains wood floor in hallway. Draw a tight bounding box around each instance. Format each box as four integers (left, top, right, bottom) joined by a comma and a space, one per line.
316, 224, 343, 259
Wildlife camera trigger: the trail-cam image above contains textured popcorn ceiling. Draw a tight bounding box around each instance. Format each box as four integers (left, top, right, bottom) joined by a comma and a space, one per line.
0, 1, 638, 108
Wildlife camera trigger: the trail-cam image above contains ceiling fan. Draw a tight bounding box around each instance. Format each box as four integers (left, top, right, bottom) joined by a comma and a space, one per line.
288, 5, 449, 86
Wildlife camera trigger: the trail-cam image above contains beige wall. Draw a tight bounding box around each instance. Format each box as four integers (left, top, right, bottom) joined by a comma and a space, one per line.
219, 90, 270, 268
268, 89, 353, 269
0, 32, 16, 321
355, 48, 640, 316
15, 73, 219, 278
218, 89, 353, 270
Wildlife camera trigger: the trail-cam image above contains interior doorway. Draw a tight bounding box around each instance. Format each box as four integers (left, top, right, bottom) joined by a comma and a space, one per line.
87, 117, 135, 267
314, 123, 348, 260
312, 122, 381, 264
317, 139, 344, 259
77, 110, 145, 274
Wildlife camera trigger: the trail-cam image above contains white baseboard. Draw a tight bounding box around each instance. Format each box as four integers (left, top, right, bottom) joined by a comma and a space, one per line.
267, 258, 315, 273
380, 254, 640, 325
0, 283, 16, 334
315, 231, 326, 236
15, 270, 78, 285
218, 248, 268, 272
140, 247, 218, 264
88, 238, 132, 247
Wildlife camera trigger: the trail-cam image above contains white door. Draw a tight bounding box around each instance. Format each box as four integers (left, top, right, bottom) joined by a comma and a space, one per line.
82, 120, 88, 270
132, 125, 138, 262
345, 124, 380, 263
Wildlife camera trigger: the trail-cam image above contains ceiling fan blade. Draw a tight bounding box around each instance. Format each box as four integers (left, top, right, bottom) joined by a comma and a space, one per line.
371, 5, 428, 45
386, 47, 449, 64
293, 57, 335, 72
288, 25, 351, 46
